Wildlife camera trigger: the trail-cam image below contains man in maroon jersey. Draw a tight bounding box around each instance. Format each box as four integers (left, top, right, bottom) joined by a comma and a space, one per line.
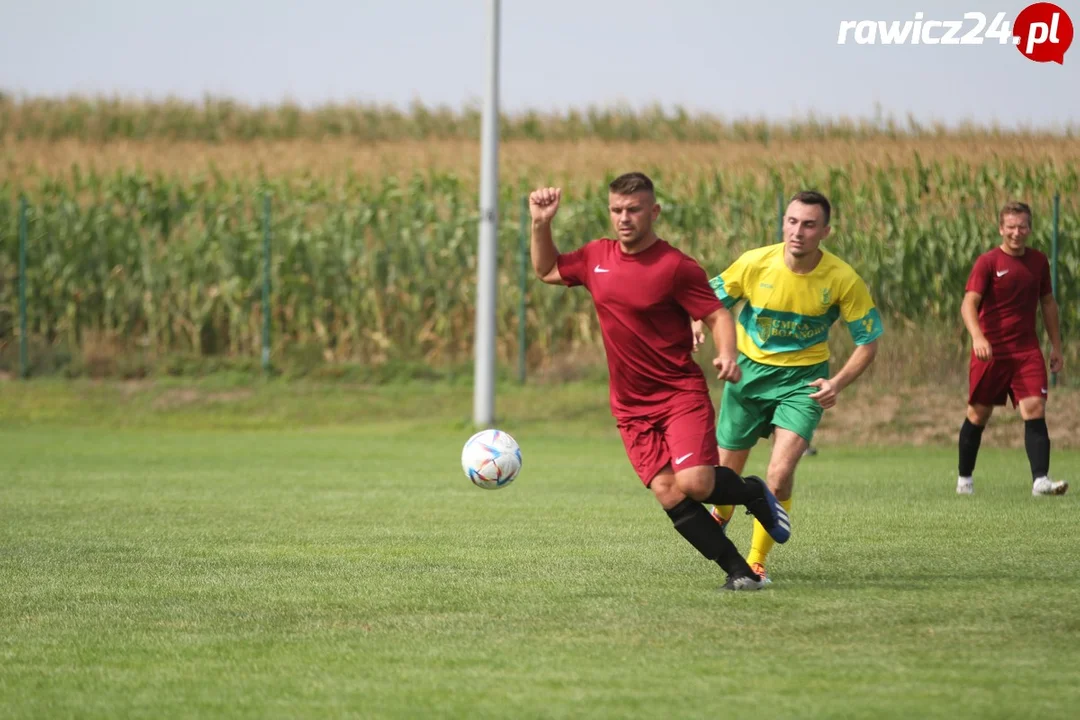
957, 201, 1067, 497
529, 172, 790, 591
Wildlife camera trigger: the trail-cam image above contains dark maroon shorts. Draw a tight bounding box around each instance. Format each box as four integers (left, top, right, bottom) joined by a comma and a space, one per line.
616, 398, 720, 486
968, 348, 1048, 408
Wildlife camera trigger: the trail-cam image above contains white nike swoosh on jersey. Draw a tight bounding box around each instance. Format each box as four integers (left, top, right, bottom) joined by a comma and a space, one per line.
594, 265, 610, 273
996, 270, 1009, 277
674, 453, 694, 465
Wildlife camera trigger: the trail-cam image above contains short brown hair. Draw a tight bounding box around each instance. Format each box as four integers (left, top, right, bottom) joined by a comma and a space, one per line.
790, 190, 831, 226
609, 172, 655, 196
999, 201, 1032, 227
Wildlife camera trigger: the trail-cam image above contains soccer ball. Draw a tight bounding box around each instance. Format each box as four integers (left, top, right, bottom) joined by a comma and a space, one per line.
461, 429, 522, 489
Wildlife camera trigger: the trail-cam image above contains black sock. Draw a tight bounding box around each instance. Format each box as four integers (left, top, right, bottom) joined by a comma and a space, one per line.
665, 498, 754, 577
704, 466, 761, 506
1025, 418, 1051, 480
958, 419, 985, 476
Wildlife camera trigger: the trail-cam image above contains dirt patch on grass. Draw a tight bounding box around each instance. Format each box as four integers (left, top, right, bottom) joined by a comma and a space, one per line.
151, 388, 255, 410
117, 380, 154, 395
815, 385, 1080, 449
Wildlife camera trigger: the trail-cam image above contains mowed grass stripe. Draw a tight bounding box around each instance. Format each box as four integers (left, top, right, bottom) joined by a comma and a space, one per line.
1, 426, 1078, 718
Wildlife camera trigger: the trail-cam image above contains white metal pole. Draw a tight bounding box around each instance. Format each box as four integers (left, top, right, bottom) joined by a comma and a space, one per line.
473, 0, 500, 426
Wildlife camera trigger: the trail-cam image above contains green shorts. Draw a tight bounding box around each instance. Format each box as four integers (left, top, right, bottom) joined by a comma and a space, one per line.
716, 355, 830, 450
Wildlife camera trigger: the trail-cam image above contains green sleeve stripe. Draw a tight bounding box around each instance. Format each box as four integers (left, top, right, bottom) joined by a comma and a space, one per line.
709, 276, 738, 309
847, 308, 884, 345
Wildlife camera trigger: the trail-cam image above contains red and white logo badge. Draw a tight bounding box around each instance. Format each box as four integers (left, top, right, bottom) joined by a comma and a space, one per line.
1013, 3, 1073, 63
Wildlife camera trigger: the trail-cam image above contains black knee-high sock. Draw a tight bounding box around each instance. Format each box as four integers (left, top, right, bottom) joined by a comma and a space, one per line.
703, 466, 760, 506
958, 419, 985, 476
665, 498, 754, 577
1025, 418, 1051, 480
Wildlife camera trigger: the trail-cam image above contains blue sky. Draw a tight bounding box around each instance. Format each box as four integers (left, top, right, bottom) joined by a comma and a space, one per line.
2, 0, 1078, 128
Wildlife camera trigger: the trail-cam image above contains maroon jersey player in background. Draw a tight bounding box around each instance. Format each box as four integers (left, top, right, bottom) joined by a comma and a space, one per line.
528, 172, 791, 592
957, 201, 1067, 497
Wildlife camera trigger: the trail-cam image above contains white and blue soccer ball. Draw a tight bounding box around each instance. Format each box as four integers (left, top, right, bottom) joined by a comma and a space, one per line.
461, 429, 522, 489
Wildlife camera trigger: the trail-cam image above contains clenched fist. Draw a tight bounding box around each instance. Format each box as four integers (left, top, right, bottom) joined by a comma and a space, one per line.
529, 187, 561, 224
713, 354, 741, 384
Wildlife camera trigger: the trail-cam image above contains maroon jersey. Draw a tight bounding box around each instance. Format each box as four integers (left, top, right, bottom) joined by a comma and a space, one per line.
556, 238, 722, 418
965, 247, 1052, 358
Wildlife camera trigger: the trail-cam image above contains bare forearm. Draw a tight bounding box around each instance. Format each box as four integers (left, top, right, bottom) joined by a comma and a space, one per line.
831, 343, 877, 393
1043, 300, 1063, 350
531, 221, 559, 277
704, 309, 737, 358
961, 300, 985, 342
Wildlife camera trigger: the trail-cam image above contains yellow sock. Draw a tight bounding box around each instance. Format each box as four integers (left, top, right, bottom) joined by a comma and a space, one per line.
747, 498, 792, 567
713, 504, 735, 523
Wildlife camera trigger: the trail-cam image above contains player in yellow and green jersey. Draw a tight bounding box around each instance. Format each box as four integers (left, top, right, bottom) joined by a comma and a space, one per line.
694, 191, 883, 584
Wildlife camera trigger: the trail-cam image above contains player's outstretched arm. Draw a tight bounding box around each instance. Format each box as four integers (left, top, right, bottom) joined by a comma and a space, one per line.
1041, 293, 1064, 373
816, 273, 886, 409
702, 308, 741, 383
808, 340, 877, 409
961, 290, 992, 361
529, 187, 563, 285
692, 258, 746, 353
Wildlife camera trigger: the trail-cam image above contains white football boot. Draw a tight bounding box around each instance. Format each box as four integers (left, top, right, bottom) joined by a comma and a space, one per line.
1032, 476, 1068, 496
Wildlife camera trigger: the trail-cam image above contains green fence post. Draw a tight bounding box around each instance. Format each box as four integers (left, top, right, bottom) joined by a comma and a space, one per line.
262, 193, 272, 374
518, 195, 529, 385
18, 196, 28, 379
1051, 192, 1060, 388
776, 190, 784, 241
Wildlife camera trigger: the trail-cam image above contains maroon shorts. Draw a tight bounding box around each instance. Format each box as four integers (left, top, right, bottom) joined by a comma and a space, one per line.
616, 399, 720, 486
968, 348, 1048, 408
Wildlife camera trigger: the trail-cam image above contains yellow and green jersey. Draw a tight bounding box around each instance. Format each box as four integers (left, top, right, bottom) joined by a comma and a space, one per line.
709, 243, 883, 367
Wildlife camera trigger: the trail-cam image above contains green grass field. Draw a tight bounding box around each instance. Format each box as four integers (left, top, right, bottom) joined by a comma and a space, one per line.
2, 381, 1079, 718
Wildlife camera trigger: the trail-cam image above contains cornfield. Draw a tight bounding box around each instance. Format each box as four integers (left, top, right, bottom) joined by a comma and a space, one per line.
1, 157, 1077, 373
6, 93, 1077, 144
